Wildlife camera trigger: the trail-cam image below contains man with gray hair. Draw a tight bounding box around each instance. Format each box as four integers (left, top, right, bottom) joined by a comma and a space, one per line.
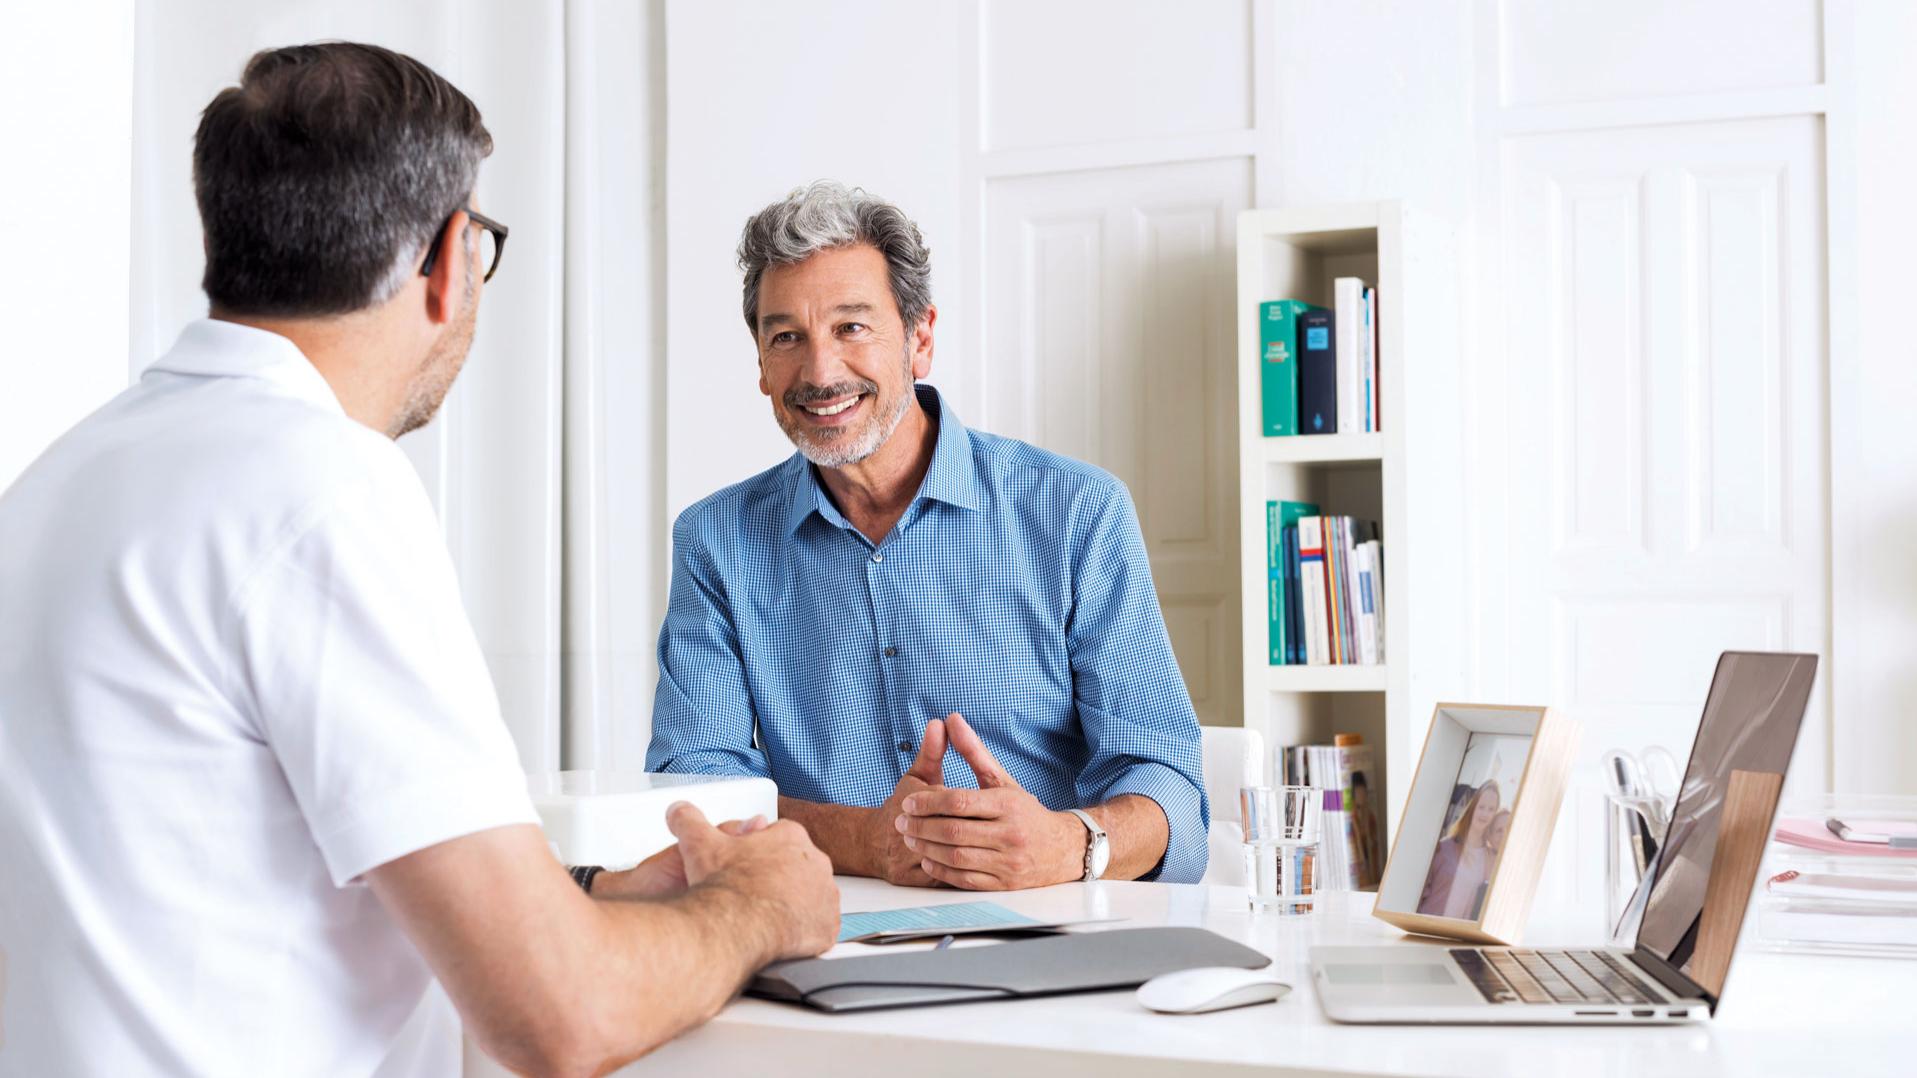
647, 182, 1209, 888
0, 43, 836, 1076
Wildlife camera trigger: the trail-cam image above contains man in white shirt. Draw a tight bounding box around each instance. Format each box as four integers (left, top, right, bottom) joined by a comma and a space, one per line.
0, 42, 837, 1077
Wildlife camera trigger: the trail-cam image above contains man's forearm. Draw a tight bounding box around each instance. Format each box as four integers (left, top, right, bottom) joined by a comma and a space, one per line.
777, 796, 877, 877
581, 881, 781, 1051
1085, 794, 1170, 881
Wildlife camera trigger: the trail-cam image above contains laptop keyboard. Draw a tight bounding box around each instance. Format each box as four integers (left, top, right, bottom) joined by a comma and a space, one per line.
1448, 949, 1664, 1006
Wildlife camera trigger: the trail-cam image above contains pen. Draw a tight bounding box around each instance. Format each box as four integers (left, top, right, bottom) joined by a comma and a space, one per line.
934, 934, 954, 950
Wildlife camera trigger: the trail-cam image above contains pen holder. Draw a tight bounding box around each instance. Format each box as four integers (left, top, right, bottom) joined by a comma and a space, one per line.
1603, 785, 1675, 944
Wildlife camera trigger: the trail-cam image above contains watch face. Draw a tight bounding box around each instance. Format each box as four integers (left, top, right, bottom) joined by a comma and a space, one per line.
1090, 835, 1111, 877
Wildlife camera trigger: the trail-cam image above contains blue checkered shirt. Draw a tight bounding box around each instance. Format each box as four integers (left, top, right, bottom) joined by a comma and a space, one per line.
646, 385, 1209, 882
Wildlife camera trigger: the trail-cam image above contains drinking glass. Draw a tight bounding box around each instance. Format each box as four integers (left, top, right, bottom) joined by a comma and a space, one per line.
1241, 785, 1322, 913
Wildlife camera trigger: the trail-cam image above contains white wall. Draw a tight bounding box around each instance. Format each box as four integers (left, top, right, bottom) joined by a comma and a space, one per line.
661, 0, 970, 520
0, 2, 134, 488
1829, 0, 1917, 794
127, 0, 616, 773
17, 1, 1913, 805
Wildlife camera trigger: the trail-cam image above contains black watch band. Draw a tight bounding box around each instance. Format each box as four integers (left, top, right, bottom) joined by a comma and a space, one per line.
569, 864, 605, 894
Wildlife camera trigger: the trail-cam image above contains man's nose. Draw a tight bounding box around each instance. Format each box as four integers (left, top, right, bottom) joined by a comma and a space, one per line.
795, 333, 850, 386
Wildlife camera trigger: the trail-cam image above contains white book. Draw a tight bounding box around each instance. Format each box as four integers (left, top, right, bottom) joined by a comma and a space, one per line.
1364, 286, 1379, 432
1362, 539, 1385, 662
1333, 277, 1366, 434
1341, 519, 1365, 665
1298, 516, 1330, 665
1355, 542, 1379, 666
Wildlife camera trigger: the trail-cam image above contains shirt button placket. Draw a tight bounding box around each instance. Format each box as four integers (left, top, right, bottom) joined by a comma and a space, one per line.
866, 546, 910, 767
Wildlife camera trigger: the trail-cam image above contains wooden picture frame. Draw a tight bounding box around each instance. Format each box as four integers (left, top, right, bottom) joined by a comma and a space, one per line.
1372, 703, 1580, 945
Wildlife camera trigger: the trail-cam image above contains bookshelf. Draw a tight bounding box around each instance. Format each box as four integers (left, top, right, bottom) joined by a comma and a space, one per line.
1233, 201, 1464, 842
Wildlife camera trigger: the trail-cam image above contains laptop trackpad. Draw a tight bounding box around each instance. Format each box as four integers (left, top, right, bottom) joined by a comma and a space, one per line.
1323, 963, 1459, 986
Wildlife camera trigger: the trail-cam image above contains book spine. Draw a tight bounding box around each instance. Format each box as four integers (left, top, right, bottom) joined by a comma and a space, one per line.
1356, 542, 1379, 666
1364, 286, 1380, 432
1283, 525, 1302, 664
1334, 741, 1382, 889
1325, 517, 1348, 664
1297, 310, 1337, 435
1297, 516, 1328, 665
1342, 518, 1365, 665
1334, 277, 1365, 434
1366, 538, 1386, 662
1259, 300, 1308, 437
1266, 501, 1283, 665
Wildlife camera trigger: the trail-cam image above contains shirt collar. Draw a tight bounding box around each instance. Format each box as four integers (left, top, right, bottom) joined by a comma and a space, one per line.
143, 318, 345, 415
783, 383, 980, 536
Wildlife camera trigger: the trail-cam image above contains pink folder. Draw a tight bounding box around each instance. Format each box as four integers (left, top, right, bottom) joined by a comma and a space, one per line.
1773, 817, 1917, 858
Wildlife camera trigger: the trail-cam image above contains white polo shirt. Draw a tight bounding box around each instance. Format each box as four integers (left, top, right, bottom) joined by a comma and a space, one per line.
0, 320, 537, 1076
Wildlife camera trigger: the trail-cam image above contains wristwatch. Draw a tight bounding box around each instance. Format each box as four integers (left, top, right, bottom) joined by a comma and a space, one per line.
1066, 808, 1110, 881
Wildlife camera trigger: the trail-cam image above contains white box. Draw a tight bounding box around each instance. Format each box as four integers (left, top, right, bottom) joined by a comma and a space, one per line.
527, 771, 779, 868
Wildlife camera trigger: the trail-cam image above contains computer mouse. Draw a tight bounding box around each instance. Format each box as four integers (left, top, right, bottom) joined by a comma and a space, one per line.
1135, 966, 1292, 1014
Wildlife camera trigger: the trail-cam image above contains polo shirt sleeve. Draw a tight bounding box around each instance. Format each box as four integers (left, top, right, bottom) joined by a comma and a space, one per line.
231, 448, 537, 888
1066, 480, 1211, 884
644, 511, 772, 778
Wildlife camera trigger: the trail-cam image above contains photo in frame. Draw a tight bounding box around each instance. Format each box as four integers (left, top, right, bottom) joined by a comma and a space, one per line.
1373, 704, 1579, 945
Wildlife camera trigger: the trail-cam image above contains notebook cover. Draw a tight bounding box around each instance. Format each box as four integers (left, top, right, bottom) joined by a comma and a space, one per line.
747, 926, 1270, 1013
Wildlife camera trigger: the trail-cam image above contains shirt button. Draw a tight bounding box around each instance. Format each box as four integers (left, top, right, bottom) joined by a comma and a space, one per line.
871, 552, 884, 563
897, 740, 913, 753
883, 646, 899, 658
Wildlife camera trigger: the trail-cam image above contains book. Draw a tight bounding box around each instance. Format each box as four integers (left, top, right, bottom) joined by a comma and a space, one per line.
1319, 786, 1356, 891
1296, 516, 1330, 665
1363, 285, 1380, 432
1297, 309, 1337, 435
1333, 277, 1368, 434
1374, 539, 1386, 660
1284, 525, 1304, 664
1266, 502, 1282, 665
1333, 734, 1383, 889
1355, 540, 1380, 666
1260, 300, 1321, 437
1267, 501, 1318, 665
1272, 737, 1382, 891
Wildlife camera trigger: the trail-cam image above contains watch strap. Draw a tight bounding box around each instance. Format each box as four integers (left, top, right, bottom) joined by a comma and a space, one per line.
1066, 808, 1107, 881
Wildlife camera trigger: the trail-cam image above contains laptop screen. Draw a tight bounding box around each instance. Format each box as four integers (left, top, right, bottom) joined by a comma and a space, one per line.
1634, 651, 1818, 1000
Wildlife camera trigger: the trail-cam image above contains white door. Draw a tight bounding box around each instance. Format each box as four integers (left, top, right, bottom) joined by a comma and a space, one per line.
1498, 115, 1829, 912
980, 160, 1251, 726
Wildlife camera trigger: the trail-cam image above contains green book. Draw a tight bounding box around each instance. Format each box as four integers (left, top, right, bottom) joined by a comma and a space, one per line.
1261, 300, 1323, 436
1269, 499, 1320, 664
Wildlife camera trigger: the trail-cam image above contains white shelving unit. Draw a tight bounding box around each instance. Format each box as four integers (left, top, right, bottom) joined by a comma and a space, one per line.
1233, 201, 1464, 840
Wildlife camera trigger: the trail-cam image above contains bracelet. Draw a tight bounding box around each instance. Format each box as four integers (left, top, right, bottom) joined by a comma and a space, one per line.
569, 864, 605, 894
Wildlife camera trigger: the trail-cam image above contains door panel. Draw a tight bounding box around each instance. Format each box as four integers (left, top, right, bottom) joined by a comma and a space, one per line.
1500, 116, 1828, 916
981, 159, 1252, 724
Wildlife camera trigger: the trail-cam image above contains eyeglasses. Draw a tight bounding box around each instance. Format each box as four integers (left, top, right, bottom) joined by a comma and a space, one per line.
419, 205, 509, 283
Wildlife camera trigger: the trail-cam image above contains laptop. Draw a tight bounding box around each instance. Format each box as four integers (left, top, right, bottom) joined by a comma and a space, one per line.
1310, 651, 1818, 1024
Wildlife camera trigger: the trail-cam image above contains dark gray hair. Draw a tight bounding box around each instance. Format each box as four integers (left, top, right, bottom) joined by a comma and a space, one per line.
193, 42, 491, 317
737, 181, 932, 335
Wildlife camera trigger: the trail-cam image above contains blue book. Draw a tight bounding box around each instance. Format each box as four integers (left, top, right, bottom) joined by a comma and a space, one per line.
1297, 309, 1337, 435
1283, 525, 1303, 664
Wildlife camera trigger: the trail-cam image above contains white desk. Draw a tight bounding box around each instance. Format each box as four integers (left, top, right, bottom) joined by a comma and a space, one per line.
624, 877, 1917, 1077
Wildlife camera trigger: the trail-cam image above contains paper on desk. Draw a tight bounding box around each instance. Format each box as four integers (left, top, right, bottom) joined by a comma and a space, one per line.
1773, 817, 1917, 857
836, 901, 1042, 942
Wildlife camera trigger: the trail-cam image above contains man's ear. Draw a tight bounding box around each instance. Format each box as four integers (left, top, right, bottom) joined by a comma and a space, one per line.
423, 210, 468, 327
909, 304, 937, 380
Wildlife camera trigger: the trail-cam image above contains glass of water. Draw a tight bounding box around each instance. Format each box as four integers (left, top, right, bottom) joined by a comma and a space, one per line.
1241, 785, 1322, 913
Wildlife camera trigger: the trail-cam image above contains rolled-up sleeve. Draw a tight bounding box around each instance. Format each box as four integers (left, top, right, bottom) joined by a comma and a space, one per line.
1066, 481, 1210, 883
645, 512, 770, 778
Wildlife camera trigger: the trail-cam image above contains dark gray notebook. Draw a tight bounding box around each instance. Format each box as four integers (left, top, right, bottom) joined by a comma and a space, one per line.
748, 926, 1270, 1013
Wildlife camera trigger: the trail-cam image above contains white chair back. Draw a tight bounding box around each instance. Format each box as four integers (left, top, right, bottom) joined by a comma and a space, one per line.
1199, 725, 1266, 886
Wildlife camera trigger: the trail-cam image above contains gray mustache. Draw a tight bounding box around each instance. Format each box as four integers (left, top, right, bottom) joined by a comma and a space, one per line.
785, 381, 876, 407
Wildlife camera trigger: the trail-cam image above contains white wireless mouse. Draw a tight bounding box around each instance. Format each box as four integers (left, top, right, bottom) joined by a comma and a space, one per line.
1135, 966, 1292, 1014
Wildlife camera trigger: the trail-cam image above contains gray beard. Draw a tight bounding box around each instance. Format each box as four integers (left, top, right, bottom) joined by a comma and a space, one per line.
779, 353, 916, 468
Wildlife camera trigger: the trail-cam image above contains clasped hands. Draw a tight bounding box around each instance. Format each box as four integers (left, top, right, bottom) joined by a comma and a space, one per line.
867, 712, 1089, 891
